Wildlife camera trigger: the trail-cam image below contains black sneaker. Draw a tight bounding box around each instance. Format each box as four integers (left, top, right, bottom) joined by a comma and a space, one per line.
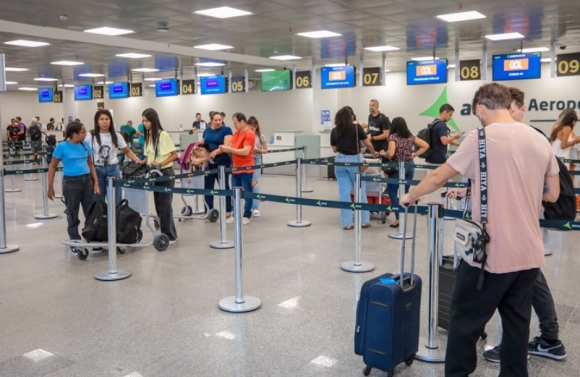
70, 247, 79, 256
528, 336, 567, 360
483, 345, 501, 363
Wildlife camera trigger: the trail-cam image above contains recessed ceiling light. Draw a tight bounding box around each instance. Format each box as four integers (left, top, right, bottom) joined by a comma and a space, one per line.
116, 53, 151, 59
34, 78, 58, 81
269, 55, 302, 60
59, 84, 75, 87
131, 68, 160, 72
4, 40, 50, 47
385, 70, 391, 72
436, 11, 486, 23
84, 27, 134, 36
97, 81, 113, 84
297, 30, 341, 38
364, 46, 400, 52
19, 87, 38, 91
194, 43, 234, 51
5, 81, 17, 85
540, 58, 556, 62
325, 63, 347, 67
195, 62, 225, 67
51, 61, 84, 66
144, 77, 163, 81
411, 57, 440, 61
485, 32, 525, 41
448, 64, 456, 68
78, 73, 105, 77
518, 47, 550, 53
5, 67, 29, 72
193, 6, 252, 19
255, 68, 275, 72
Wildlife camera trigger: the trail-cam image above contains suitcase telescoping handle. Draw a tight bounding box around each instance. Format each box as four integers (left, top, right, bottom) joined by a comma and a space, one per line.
399, 203, 418, 289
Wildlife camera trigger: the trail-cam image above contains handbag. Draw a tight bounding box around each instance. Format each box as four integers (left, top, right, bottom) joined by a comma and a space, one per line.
355, 124, 368, 173
453, 127, 490, 290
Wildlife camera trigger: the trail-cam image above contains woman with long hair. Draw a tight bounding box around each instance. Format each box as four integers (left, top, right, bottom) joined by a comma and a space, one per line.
380, 117, 428, 227
330, 106, 377, 230
247, 116, 268, 217
47, 121, 99, 256
85, 109, 142, 204
550, 112, 580, 165
142, 108, 178, 244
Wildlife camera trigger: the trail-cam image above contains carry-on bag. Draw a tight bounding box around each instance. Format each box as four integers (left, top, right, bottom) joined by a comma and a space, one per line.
82, 199, 108, 242
116, 199, 143, 244
354, 205, 422, 377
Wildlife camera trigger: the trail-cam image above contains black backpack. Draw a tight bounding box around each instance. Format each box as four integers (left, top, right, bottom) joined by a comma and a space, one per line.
116, 200, 143, 244
46, 134, 57, 147
543, 158, 576, 221
415, 120, 439, 159
82, 200, 109, 242
29, 125, 42, 141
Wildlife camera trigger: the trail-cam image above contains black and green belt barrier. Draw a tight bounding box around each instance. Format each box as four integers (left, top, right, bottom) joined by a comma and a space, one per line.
361, 176, 469, 189
4, 167, 62, 175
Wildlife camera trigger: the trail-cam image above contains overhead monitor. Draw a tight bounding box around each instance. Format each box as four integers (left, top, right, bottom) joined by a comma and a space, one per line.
155, 78, 179, 97
406, 59, 448, 85
74, 85, 93, 101
492, 52, 541, 81
200, 75, 226, 95
320, 66, 355, 89
38, 87, 54, 103
108, 82, 129, 99
261, 70, 292, 92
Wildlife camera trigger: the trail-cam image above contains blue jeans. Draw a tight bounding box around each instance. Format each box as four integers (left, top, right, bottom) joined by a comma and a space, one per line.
251, 155, 261, 211
334, 153, 370, 228
386, 162, 415, 220
231, 173, 253, 219
95, 164, 122, 205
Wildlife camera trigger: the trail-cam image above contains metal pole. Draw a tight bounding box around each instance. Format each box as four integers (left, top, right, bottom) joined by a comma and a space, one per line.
35, 154, 57, 219
24, 160, 38, 181
219, 187, 261, 313
5, 154, 21, 193
95, 177, 131, 281
288, 158, 311, 227
301, 146, 313, 193
389, 161, 412, 239
192, 195, 203, 215
210, 165, 234, 249
0, 128, 19, 253
416, 203, 446, 363
341, 172, 374, 273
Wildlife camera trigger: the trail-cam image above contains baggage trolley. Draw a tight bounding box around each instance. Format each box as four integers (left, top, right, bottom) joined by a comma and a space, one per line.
351, 172, 391, 224
174, 171, 219, 223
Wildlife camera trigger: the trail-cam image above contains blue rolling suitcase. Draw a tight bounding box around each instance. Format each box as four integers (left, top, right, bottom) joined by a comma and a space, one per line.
354, 206, 422, 377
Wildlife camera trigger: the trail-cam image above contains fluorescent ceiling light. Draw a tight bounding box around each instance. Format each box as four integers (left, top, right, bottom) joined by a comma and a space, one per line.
325, 63, 346, 67
385, 70, 391, 72
195, 62, 225, 67
255, 68, 275, 72
19, 87, 38, 91
84, 27, 134, 36
144, 77, 163, 81
270, 55, 302, 60
5, 81, 17, 85
541, 58, 556, 62
297, 30, 341, 38
4, 40, 50, 47
436, 11, 486, 23
448, 64, 456, 68
5, 67, 28, 72
34, 77, 58, 81
193, 6, 252, 19
79, 73, 105, 77
485, 32, 525, 41
364, 45, 400, 52
194, 43, 233, 51
518, 47, 549, 53
115, 53, 151, 59
132, 68, 159, 72
51, 61, 84, 66
97, 81, 113, 84
411, 57, 440, 61
148, 85, 156, 87
197, 73, 217, 77
59, 84, 74, 87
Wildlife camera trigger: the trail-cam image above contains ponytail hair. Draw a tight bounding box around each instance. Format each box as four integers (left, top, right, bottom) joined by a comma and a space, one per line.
64, 121, 84, 141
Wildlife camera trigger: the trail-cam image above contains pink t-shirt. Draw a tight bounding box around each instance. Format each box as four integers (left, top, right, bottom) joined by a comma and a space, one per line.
447, 123, 559, 274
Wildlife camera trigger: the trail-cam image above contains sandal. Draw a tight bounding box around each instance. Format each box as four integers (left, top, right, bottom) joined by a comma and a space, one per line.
390, 221, 400, 228
361, 223, 371, 228
343, 225, 354, 230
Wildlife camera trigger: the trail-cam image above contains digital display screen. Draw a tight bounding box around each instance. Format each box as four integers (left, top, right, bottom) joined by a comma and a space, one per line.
492, 52, 541, 81
155, 78, 179, 97
261, 70, 292, 92
200, 75, 226, 95
38, 87, 54, 103
74, 85, 93, 101
320, 66, 355, 89
406, 59, 448, 85
108, 82, 129, 99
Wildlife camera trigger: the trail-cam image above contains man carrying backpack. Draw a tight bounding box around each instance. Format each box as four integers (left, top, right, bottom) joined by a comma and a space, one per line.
28, 117, 47, 164
425, 104, 462, 165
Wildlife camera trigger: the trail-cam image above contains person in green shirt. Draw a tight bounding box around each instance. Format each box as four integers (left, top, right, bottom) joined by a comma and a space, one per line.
120, 120, 137, 141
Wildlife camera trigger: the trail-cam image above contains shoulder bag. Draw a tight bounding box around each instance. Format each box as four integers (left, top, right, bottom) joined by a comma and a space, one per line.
355, 124, 368, 173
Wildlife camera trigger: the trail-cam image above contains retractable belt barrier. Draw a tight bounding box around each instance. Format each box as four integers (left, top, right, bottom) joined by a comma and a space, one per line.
3, 159, 46, 166
303, 157, 399, 168
4, 167, 62, 175
265, 147, 304, 153
361, 176, 469, 189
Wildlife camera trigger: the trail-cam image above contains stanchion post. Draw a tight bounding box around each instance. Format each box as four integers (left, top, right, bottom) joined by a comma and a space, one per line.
192, 194, 203, 215
5, 154, 21, 193
416, 202, 446, 363
301, 146, 313, 193
219, 187, 261, 313
288, 158, 311, 227
341, 172, 374, 273
210, 165, 234, 249
0, 133, 19, 253
34, 154, 57, 219
24, 160, 38, 181
389, 161, 412, 239
95, 178, 131, 281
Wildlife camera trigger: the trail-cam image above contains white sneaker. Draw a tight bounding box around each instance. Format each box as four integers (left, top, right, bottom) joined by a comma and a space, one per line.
252, 210, 260, 217
92, 247, 103, 255
242, 217, 251, 226
169, 239, 177, 245
226, 216, 234, 224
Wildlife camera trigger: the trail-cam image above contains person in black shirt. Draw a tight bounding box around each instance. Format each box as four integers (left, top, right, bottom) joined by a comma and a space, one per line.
362, 99, 391, 152
192, 113, 205, 133
425, 104, 462, 164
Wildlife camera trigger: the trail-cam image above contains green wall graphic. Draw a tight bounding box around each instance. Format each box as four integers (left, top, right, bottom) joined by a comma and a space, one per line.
419, 86, 460, 132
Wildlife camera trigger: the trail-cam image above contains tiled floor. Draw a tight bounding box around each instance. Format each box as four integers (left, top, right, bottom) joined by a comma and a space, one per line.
0, 171, 579, 377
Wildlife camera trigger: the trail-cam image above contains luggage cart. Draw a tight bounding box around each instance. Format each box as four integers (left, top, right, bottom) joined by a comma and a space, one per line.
351, 173, 392, 224
174, 168, 219, 223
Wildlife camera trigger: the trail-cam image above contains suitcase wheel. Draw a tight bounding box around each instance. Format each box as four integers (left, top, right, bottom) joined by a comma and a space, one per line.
387, 372, 394, 377
363, 366, 371, 376
405, 353, 416, 366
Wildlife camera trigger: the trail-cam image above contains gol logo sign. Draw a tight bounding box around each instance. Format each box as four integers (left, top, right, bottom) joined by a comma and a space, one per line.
504, 59, 529, 71
328, 71, 346, 81
416, 65, 436, 76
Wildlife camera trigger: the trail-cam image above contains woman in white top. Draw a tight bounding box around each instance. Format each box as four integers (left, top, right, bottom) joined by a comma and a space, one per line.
550, 112, 580, 166
247, 116, 267, 217
85, 109, 142, 204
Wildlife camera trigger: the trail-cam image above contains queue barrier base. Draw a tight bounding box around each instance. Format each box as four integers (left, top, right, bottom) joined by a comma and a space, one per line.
340, 260, 375, 273
95, 269, 132, 281
301, 188, 313, 193
5, 188, 21, 193
24, 177, 39, 182
287, 220, 311, 228
0, 245, 19, 254
209, 240, 235, 249
388, 232, 413, 240
34, 213, 58, 220
219, 296, 261, 313
415, 336, 447, 363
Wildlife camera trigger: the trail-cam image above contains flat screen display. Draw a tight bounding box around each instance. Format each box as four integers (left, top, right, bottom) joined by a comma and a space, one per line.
261, 70, 292, 92
200, 75, 226, 95
38, 87, 54, 103
74, 85, 93, 101
492, 52, 541, 81
320, 66, 355, 89
155, 78, 179, 97
406, 59, 448, 85
108, 82, 129, 99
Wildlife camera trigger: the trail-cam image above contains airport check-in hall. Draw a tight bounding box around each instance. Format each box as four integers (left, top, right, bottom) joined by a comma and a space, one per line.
1, 0, 580, 376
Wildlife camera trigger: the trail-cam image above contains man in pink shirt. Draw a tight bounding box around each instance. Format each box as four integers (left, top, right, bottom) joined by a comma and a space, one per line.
401, 83, 560, 377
